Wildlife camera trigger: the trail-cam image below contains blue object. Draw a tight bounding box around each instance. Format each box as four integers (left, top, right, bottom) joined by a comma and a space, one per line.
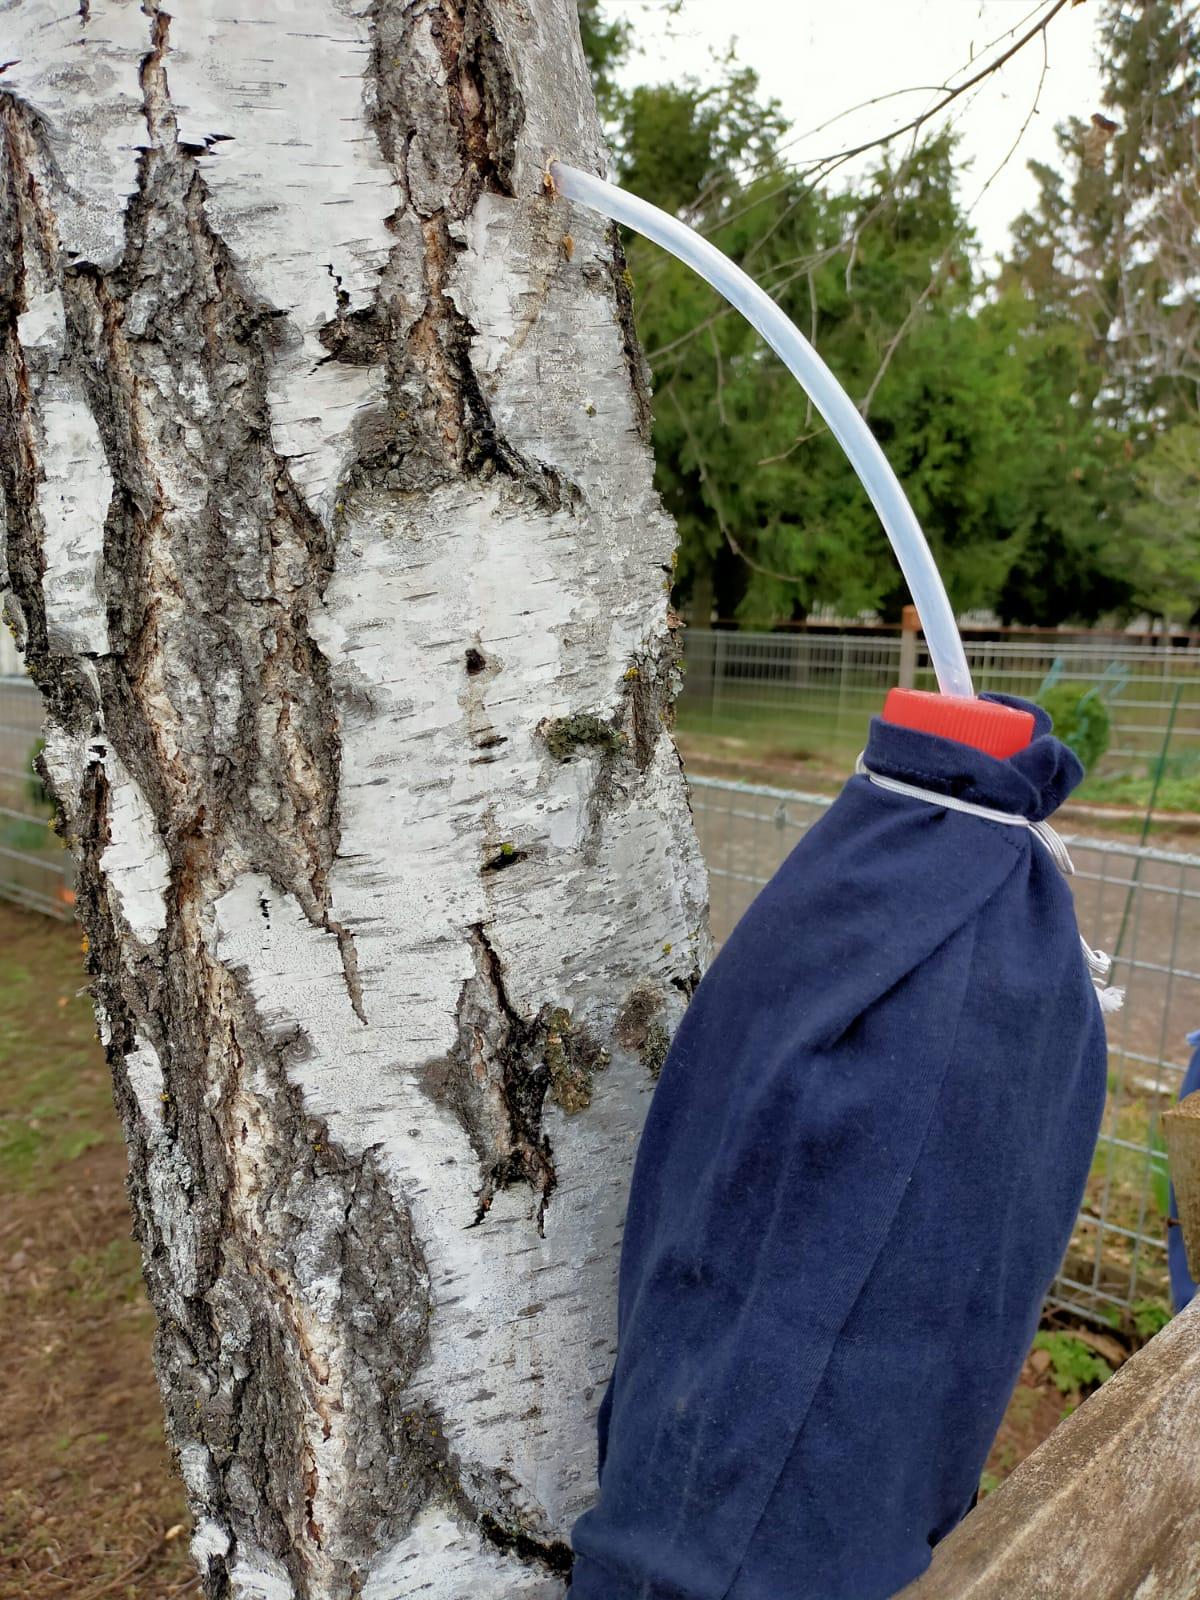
570, 697, 1107, 1600
1169, 1030, 1200, 1313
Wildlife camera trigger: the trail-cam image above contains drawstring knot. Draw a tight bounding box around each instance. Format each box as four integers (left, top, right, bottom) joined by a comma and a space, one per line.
856, 756, 1125, 1016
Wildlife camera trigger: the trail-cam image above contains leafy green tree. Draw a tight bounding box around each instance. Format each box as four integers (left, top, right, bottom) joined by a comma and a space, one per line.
1119, 422, 1200, 623
983, 278, 1136, 626
997, 0, 1200, 622
1094, 0, 1200, 423
626, 121, 1072, 626
576, 0, 633, 125
577, 0, 1199, 628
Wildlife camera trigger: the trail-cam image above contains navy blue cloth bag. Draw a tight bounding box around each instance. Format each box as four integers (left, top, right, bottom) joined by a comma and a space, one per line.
571, 697, 1107, 1600
1169, 1030, 1200, 1314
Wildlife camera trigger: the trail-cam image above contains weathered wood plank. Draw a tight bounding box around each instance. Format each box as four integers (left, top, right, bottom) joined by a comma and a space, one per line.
903, 1297, 1200, 1598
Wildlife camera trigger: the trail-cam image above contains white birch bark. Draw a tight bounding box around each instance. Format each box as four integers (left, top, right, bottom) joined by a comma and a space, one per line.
0, 3, 709, 1594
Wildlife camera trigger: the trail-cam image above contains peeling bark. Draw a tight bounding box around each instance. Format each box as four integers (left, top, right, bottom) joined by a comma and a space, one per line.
0, 2, 709, 1596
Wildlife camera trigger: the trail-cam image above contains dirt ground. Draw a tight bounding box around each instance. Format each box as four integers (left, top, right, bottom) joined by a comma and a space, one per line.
0, 902, 1140, 1594
0, 903, 196, 1599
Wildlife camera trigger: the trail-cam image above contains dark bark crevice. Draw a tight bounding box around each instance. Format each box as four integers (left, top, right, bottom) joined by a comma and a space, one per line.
373, 0, 524, 202
353, 0, 583, 514
439, 922, 560, 1230
479, 1513, 574, 1579
0, 97, 100, 730
604, 225, 654, 444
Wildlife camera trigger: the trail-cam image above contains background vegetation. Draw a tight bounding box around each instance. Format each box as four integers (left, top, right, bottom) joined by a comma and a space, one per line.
579, 0, 1200, 632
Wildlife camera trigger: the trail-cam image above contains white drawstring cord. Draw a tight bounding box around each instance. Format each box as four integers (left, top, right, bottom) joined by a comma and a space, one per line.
856, 757, 1125, 1014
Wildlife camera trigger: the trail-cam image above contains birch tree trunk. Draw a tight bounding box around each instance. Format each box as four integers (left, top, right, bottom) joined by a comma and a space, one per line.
0, 3, 709, 1594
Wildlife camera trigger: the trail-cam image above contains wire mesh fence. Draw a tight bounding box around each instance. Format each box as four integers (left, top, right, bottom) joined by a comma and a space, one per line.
689, 773, 1200, 1329
0, 675, 73, 917
679, 630, 1200, 780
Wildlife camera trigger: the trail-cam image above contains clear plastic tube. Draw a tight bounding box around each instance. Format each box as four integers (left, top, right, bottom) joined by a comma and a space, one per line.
550, 161, 974, 700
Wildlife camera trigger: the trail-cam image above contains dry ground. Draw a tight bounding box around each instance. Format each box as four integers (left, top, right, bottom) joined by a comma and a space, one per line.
0, 902, 195, 1599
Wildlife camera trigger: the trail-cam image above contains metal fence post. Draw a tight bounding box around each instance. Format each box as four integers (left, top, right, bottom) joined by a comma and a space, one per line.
712, 630, 726, 728
835, 633, 850, 750
898, 605, 919, 690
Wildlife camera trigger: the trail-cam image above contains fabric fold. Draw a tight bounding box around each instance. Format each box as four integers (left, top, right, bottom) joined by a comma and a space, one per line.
571, 699, 1107, 1600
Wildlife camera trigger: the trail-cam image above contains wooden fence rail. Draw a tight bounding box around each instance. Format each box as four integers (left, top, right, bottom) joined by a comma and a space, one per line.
906, 1101, 1200, 1597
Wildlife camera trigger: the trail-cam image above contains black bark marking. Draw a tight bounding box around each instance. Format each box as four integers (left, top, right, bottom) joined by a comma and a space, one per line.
430, 925, 591, 1233
479, 1513, 574, 1578
357, 2, 582, 513
481, 843, 527, 872
606, 226, 653, 443
622, 641, 680, 773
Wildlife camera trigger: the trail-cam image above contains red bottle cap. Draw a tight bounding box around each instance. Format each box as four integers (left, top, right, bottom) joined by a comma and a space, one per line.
882, 688, 1034, 759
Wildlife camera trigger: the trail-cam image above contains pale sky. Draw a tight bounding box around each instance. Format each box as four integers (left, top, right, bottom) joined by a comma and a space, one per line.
604, 0, 1108, 262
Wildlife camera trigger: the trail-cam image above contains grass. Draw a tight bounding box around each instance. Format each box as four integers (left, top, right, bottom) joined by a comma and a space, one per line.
0, 901, 196, 1597
0, 917, 112, 1190
1070, 1095, 1174, 1326
677, 683, 1200, 817
1082, 768, 1200, 813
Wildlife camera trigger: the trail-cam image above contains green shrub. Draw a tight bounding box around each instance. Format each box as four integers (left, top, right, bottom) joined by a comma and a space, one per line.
0, 816, 52, 852
1037, 684, 1111, 772
1031, 1331, 1113, 1395
1131, 1300, 1172, 1341
1081, 770, 1200, 813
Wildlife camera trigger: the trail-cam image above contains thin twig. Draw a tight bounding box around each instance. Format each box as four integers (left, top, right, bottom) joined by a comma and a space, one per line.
75, 1536, 166, 1600
859, 260, 947, 418
814, 0, 1071, 170
657, 0, 1061, 436
805, 268, 818, 431
631, 0, 1064, 269
709, 324, 728, 427
968, 23, 1051, 218
756, 425, 828, 467
163, 1576, 204, 1598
